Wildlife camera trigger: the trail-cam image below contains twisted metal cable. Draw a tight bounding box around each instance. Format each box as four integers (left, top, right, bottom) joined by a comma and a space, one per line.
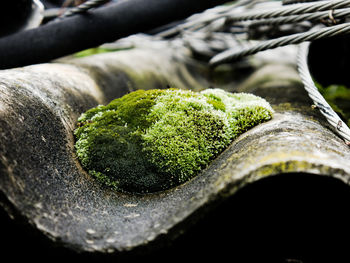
155, 0, 259, 38
59, 0, 110, 19
297, 42, 350, 143
226, 0, 350, 22
156, 6, 233, 38
248, 7, 350, 26
156, 0, 350, 55
210, 22, 350, 66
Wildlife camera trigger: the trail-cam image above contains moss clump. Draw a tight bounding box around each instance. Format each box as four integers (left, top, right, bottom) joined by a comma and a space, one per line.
74, 88, 274, 193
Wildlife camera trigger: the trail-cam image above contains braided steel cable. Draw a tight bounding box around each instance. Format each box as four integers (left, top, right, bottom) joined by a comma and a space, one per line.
248, 8, 350, 26
156, 6, 235, 38
226, 0, 350, 22
59, 0, 110, 18
156, 0, 350, 53
210, 22, 350, 65
297, 42, 350, 143
155, 0, 259, 38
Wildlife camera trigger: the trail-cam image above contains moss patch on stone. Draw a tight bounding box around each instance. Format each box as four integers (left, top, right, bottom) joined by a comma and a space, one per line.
74, 88, 274, 193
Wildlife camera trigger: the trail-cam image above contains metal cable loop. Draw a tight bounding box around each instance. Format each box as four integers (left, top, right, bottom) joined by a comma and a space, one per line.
209, 22, 350, 66
297, 42, 350, 143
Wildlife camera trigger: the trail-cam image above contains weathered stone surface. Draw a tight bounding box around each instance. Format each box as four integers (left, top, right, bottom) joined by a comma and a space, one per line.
1, 45, 350, 259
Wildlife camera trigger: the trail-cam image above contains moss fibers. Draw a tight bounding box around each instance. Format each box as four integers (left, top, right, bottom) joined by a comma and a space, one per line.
74, 88, 274, 193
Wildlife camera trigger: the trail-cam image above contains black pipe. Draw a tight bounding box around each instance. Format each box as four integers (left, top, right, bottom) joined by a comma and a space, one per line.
0, 0, 229, 69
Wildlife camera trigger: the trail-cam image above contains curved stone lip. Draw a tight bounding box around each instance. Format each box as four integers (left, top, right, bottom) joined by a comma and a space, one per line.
69, 111, 350, 253
12, 110, 350, 254
1, 50, 350, 255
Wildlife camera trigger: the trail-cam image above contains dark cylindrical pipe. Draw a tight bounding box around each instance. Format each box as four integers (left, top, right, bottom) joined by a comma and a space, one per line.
0, 0, 229, 69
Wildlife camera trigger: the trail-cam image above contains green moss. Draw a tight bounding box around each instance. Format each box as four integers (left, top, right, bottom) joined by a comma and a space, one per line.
203, 93, 226, 111
74, 88, 274, 193
74, 46, 132, 58
74, 47, 113, 58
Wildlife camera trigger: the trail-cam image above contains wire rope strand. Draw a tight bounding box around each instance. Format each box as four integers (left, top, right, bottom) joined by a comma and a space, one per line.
226, 0, 350, 22
154, 0, 260, 38
248, 8, 350, 26
209, 22, 350, 65
59, 0, 110, 18
297, 42, 350, 143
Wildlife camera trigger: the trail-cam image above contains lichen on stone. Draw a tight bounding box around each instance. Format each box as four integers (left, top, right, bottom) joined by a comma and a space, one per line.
74, 88, 274, 193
